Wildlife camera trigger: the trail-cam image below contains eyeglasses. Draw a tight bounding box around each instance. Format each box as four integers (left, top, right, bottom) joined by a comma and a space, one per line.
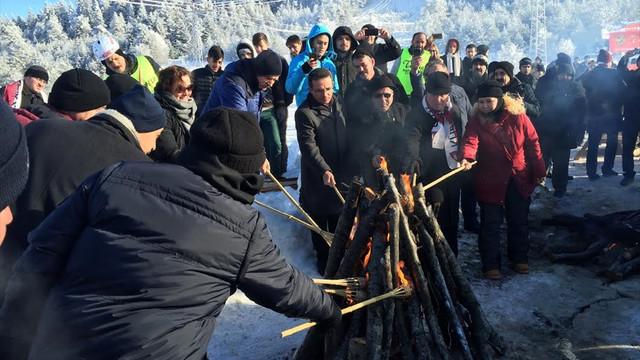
177, 84, 194, 93
374, 93, 393, 99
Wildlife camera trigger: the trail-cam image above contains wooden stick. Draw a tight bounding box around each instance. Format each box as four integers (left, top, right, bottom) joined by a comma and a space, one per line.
266, 172, 320, 229
254, 200, 333, 245
332, 185, 346, 205
281, 286, 412, 338
423, 160, 477, 190
312, 277, 366, 288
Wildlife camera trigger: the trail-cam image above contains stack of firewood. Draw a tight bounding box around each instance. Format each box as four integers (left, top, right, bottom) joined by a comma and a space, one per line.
544, 210, 640, 282
284, 167, 506, 360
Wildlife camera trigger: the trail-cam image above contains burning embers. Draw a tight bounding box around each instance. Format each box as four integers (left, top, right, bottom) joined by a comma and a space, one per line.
284, 166, 506, 360
543, 210, 640, 282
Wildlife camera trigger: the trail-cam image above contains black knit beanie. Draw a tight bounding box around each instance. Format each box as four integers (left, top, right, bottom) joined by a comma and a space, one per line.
425, 72, 452, 95
24, 65, 49, 82
519, 57, 532, 67
368, 75, 397, 93
104, 73, 139, 102
49, 69, 111, 112
108, 84, 166, 132
184, 107, 265, 174
488, 61, 514, 79
0, 101, 29, 210
476, 80, 504, 99
353, 43, 375, 59
253, 49, 282, 77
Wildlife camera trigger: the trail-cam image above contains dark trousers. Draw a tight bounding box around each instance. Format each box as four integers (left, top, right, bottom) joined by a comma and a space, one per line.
275, 107, 289, 174
548, 147, 570, 192
586, 129, 618, 176
309, 213, 339, 275
622, 118, 640, 179
478, 180, 531, 272
260, 108, 282, 177
460, 168, 478, 227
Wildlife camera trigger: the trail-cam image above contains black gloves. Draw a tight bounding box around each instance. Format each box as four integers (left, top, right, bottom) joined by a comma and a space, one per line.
315, 302, 342, 334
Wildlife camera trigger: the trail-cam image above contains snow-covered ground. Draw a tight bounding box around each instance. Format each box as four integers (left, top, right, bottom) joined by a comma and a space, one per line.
208, 108, 640, 359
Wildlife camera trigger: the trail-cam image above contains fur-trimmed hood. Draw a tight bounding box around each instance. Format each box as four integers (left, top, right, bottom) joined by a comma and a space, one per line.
470, 94, 525, 119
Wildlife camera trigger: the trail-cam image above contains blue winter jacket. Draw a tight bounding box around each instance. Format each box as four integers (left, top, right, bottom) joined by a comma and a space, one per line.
0, 161, 339, 360
286, 24, 340, 106
202, 59, 265, 120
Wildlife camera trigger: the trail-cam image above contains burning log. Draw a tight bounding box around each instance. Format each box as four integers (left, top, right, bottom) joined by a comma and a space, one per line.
290, 167, 505, 359
543, 210, 640, 282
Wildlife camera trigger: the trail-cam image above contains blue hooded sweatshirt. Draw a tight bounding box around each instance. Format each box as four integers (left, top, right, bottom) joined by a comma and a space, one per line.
286, 24, 339, 106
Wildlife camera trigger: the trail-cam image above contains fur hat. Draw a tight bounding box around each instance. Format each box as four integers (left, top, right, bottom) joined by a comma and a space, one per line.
182, 107, 265, 174
425, 72, 452, 95
0, 101, 29, 210
476, 80, 504, 99
49, 69, 111, 112
253, 49, 282, 77
108, 84, 166, 132
597, 49, 613, 64
24, 65, 48, 82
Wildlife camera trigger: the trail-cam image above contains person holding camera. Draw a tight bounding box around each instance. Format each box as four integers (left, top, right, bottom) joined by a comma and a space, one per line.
391, 32, 431, 96
286, 24, 339, 107
354, 24, 402, 73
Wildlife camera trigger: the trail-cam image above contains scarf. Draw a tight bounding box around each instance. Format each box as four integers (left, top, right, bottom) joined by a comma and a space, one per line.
157, 91, 197, 131
446, 53, 461, 77
423, 97, 460, 169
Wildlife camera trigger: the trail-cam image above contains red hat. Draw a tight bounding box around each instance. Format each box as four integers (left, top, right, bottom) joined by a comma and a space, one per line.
597, 49, 612, 64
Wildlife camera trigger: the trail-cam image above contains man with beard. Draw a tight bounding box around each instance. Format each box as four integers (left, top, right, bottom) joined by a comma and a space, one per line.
515, 57, 537, 89
456, 54, 489, 104
489, 61, 540, 119
296, 69, 352, 274
535, 63, 587, 197
203, 49, 283, 174
391, 32, 431, 96
332, 26, 358, 97
344, 44, 407, 126
353, 75, 407, 188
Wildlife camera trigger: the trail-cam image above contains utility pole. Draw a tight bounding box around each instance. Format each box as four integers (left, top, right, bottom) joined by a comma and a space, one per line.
529, 0, 547, 64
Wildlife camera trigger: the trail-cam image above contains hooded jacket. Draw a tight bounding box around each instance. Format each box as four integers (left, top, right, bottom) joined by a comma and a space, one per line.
202, 59, 266, 120
286, 24, 339, 106
332, 26, 358, 96
236, 38, 258, 59
461, 96, 546, 205
0, 160, 339, 360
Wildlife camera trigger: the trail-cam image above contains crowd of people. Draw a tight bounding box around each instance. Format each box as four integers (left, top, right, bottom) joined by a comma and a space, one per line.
0, 22, 638, 359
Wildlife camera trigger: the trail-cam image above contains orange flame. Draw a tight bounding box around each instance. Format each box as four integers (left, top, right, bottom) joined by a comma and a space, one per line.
401, 174, 414, 212
348, 214, 359, 241
396, 261, 410, 287
379, 156, 388, 172
362, 239, 373, 269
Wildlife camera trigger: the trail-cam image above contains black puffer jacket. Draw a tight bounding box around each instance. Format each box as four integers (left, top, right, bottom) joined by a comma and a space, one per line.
0, 161, 339, 360
191, 66, 224, 118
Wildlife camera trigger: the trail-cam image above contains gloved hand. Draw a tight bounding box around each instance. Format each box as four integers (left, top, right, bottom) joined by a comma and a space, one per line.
404, 159, 421, 177
315, 302, 342, 334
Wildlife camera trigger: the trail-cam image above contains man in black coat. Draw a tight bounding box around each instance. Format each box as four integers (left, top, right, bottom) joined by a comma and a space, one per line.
535, 63, 587, 197
296, 68, 353, 274
0, 84, 165, 304
0, 107, 340, 360
579, 49, 625, 180
617, 50, 640, 186
404, 72, 466, 255
333, 26, 358, 96
515, 57, 537, 89
489, 61, 540, 119
191, 45, 225, 119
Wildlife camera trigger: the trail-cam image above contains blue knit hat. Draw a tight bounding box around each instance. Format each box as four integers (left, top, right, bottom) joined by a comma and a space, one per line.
0, 101, 29, 209
108, 84, 166, 132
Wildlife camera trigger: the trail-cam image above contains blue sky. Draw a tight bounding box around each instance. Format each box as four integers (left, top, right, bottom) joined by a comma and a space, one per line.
1, 1, 76, 18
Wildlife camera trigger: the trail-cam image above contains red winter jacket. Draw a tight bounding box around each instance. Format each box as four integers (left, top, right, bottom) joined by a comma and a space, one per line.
461, 96, 546, 205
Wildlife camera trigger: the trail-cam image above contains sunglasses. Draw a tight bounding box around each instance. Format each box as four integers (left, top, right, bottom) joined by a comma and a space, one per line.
177, 84, 194, 92
374, 93, 393, 99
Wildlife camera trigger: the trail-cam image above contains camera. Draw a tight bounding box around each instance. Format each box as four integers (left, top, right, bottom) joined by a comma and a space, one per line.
364, 28, 379, 36
409, 47, 425, 57
309, 52, 318, 61
432, 33, 443, 40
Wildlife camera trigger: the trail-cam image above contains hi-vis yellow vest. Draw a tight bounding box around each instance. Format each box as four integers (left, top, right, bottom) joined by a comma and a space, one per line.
395, 49, 431, 95
131, 56, 159, 92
